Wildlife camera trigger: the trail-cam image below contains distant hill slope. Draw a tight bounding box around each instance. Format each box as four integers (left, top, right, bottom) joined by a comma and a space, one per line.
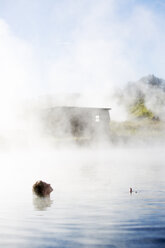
118, 75, 165, 121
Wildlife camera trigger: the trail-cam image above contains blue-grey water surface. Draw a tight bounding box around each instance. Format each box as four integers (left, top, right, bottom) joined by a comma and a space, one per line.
0, 147, 165, 248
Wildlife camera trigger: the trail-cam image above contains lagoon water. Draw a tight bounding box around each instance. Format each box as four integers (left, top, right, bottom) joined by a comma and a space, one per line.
0, 147, 165, 248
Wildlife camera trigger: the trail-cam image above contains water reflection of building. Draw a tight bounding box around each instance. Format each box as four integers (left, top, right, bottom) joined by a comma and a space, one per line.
33, 196, 53, 211
41, 106, 111, 142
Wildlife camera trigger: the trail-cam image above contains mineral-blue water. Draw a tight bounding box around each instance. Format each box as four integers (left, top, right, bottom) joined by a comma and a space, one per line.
0, 147, 165, 248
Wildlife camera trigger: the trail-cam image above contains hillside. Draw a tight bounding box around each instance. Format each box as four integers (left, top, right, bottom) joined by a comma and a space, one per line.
117, 75, 165, 121
110, 75, 165, 143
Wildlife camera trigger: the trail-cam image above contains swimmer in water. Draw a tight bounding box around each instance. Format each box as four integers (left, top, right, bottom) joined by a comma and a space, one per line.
33, 181, 53, 197
129, 187, 137, 194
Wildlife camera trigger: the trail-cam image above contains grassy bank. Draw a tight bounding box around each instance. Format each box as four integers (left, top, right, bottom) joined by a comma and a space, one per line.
110, 119, 165, 143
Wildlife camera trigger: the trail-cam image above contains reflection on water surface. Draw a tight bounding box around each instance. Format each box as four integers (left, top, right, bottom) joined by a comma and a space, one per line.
33, 196, 53, 211
0, 147, 165, 248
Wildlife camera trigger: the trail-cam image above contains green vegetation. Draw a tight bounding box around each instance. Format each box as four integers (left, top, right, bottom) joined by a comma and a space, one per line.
110, 119, 165, 143
130, 98, 154, 119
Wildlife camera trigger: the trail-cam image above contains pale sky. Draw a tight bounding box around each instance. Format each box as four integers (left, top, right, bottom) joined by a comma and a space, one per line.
0, 0, 165, 97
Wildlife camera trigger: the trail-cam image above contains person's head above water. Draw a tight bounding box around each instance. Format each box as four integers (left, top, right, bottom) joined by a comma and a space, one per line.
33, 181, 53, 197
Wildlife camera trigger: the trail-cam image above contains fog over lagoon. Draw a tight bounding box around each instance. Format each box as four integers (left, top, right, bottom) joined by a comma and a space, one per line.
0, 145, 165, 248
0, 80, 164, 247
0, 0, 165, 246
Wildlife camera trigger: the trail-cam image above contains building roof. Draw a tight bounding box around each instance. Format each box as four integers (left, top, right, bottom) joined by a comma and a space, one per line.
47, 106, 111, 111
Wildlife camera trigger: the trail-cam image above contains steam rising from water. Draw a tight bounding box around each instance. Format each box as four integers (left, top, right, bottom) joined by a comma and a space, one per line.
0, 146, 165, 247
0, 8, 165, 148
0, 147, 165, 207
0, 2, 165, 246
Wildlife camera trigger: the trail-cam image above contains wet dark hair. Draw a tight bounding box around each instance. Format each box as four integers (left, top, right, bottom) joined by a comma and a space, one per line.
33, 181, 45, 197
